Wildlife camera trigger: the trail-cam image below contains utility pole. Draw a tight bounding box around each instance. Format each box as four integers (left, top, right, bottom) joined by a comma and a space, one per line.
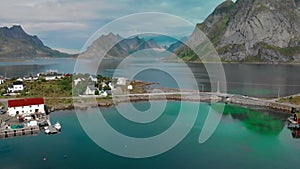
277, 87, 280, 98
217, 81, 220, 93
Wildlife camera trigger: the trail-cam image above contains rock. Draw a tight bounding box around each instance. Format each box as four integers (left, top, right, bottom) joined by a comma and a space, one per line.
176, 0, 300, 63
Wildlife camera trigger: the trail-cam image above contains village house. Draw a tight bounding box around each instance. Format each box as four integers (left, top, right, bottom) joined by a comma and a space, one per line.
100, 90, 108, 97
45, 73, 64, 81
0, 77, 5, 84
16, 77, 23, 82
23, 75, 38, 81
116, 77, 127, 86
85, 85, 99, 95
7, 98, 45, 116
127, 85, 133, 90
74, 78, 84, 86
7, 81, 24, 93
89, 75, 98, 83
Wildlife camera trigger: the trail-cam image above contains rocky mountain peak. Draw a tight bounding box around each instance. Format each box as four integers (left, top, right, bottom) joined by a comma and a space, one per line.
80, 33, 163, 58
177, 0, 300, 63
0, 25, 72, 58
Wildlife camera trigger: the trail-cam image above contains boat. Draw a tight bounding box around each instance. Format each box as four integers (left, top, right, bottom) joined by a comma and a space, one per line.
287, 113, 300, 129
43, 125, 58, 134
54, 122, 61, 131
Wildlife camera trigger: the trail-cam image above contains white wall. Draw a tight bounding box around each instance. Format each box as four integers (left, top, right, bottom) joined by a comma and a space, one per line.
8, 104, 45, 116
8, 84, 24, 93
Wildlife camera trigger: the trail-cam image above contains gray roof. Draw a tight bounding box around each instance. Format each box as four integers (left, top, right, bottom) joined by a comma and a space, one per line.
87, 85, 98, 91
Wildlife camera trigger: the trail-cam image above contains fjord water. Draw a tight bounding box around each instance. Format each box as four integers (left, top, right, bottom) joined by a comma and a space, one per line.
0, 101, 298, 169
1, 55, 300, 97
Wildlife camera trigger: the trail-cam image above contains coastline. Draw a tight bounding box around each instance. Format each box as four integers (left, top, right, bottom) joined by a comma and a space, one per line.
45, 91, 300, 115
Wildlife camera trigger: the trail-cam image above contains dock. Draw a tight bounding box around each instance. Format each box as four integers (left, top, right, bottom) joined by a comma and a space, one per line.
0, 126, 40, 139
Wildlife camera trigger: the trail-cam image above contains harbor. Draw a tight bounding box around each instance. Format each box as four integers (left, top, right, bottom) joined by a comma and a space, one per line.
0, 98, 61, 139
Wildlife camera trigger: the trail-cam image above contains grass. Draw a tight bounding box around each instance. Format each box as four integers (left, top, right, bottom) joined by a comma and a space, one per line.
0, 75, 151, 109
278, 96, 300, 105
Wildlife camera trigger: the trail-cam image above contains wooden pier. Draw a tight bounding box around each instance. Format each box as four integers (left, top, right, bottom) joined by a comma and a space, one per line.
0, 126, 40, 139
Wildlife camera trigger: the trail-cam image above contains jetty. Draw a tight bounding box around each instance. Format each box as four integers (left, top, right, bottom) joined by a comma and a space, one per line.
0, 97, 61, 139
0, 126, 40, 139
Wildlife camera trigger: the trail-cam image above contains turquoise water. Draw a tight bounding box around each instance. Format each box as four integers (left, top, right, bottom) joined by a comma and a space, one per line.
0, 101, 299, 169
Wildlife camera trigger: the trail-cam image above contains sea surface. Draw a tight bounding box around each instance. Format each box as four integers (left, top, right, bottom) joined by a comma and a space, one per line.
0, 102, 299, 169
1, 55, 300, 168
1, 54, 300, 97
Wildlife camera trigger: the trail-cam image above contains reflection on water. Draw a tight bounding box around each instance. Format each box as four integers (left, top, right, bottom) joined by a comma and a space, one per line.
291, 129, 300, 138
212, 103, 287, 135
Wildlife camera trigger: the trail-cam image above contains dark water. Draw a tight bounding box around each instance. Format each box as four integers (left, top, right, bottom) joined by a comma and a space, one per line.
1, 56, 300, 97
0, 102, 298, 169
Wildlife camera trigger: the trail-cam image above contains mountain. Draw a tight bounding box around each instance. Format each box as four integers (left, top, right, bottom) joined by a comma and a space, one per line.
0, 25, 73, 58
176, 0, 300, 63
80, 33, 163, 58
167, 37, 188, 53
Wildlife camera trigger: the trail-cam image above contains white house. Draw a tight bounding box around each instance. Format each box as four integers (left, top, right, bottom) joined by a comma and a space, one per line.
108, 82, 114, 90
100, 90, 108, 97
7, 81, 24, 93
23, 75, 38, 81
116, 77, 127, 86
127, 85, 133, 90
85, 85, 99, 95
45, 73, 64, 81
0, 77, 5, 84
89, 75, 98, 83
16, 77, 23, 82
74, 78, 83, 86
23, 76, 32, 81
7, 98, 45, 116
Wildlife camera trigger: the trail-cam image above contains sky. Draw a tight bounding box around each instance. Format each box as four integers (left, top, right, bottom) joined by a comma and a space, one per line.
0, 0, 231, 54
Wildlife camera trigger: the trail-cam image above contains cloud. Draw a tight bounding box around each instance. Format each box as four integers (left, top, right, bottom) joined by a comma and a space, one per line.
0, 0, 229, 50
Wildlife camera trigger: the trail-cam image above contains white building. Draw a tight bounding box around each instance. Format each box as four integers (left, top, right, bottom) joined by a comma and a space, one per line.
108, 82, 114, 90
85, 85, 99, 95
127, 85, 133, 90
89, 75, 98, 83
100, 90, 108, 97
23, 76, 38, 81
116, 77, 127, 86
7, 81, 24, 93
74, 78, 83, 86
0, 77, 5, 84
16, 78, 23, 82
45, 74, 64, 81
7, 98, 45, 116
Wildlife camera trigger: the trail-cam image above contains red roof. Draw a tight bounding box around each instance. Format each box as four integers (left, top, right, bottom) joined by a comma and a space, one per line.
8, 98, 44, 108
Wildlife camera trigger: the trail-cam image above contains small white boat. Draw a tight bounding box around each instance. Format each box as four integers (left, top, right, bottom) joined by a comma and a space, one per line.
45, 129, 50, 134
288, 116, 300, 129
54, 122, 61, 131
288, 116, 298, 124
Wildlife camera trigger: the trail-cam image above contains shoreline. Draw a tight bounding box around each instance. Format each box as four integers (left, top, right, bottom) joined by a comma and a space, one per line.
46, 92, 300, 114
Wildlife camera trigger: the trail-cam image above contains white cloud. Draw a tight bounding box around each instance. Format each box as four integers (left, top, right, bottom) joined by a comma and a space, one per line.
0, 0, 229, 50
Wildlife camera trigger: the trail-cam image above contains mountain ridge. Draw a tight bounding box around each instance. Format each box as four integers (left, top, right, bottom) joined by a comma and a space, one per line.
0, 25, 74, 58
80, 33, 164, 58
176, 0, 300, 63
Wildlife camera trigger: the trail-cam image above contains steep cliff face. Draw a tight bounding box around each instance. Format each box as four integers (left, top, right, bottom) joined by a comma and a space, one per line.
177, 0, 300, 63
0, 25, 72, 58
